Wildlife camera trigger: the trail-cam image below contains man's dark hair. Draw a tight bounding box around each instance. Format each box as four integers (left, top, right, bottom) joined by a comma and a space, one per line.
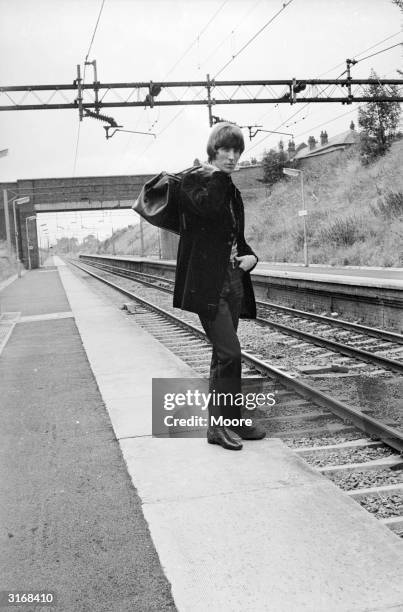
206, 123, 245, 162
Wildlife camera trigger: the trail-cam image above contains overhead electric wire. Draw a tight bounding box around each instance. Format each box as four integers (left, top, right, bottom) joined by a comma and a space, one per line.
245, 69, 398, 157
213, 0, 295, 79
255, 33, 400, 128
244, 78, 348, 155
165, 0, 229, 77
251, 68, 398, 152
356, 41, 402, 64
255, 31, 402, 128
251, 32, 402, 135
73, 0, 106, 176
125, 107, 186, 172
124, 0, 250, 167
199, 0, 263, 70
84, 0, 106, 64
122, 0, 230, 169
294, 107, 357, 139
244, 75, 347, 155
318, 30, 401, 77
124, 10, 400, 170
244, 33, 402, 156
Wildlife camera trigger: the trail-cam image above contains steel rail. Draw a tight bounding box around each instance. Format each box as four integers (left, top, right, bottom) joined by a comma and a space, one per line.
254, 315, 403, 374
79, 257, 176, 286
70, 259, 403, 454
77, 260, 174, 293
78, 257, 403, 373
256, 300, 403, 344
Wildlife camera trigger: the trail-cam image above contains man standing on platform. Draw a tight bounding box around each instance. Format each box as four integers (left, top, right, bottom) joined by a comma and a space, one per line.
173, 122, 266, 450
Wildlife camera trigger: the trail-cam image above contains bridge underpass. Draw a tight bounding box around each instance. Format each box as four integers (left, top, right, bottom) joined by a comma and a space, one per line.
0, 173, 180, 269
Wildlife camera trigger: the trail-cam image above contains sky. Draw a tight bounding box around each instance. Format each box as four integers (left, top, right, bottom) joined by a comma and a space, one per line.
0, 0, 402, 243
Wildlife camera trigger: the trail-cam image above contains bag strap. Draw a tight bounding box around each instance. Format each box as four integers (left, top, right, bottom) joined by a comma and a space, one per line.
176, 164, 202, 177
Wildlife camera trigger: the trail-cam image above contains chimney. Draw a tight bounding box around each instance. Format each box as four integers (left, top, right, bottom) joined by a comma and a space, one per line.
288, 139, 296, 158
308, 135, 317, 150
320, 130, 328, 146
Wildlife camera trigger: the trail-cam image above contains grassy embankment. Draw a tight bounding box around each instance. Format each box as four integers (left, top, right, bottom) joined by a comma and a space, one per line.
243, 140, 403, 266
96, 221, 161, 258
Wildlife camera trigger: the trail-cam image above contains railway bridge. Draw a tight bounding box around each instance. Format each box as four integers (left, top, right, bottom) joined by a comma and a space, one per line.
0, 173, 155, 269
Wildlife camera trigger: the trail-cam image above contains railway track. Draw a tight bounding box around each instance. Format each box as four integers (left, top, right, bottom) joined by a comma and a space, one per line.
76, 256, 403, 376
69, 257, 403, 536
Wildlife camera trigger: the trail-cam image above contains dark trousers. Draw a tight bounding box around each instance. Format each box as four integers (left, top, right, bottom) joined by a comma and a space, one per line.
199, 264, 244, 422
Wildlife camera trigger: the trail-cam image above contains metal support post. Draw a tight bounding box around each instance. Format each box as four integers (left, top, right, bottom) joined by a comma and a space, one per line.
85, 59, 100, 113
300, 171, 308, 267
12, 201, 22, 277
76, 64, 83, 120
93, 60, 99, 112
291, 77, 296, 104
206, 74, 214, 127
345, 59, 357, 104
283, 167, 308, 267
2, 189, 12, 253
25, 215, 36, 269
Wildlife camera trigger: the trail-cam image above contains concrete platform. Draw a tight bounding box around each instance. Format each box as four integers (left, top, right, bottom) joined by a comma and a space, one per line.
57, 257, 403, 612
77, 254, 403, 287
257, 262, 403, 281
0, 259, 177, 611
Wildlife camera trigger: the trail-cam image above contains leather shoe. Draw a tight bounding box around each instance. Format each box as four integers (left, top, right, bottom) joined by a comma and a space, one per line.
228, 422, 266, 440
207, 425, 243, 451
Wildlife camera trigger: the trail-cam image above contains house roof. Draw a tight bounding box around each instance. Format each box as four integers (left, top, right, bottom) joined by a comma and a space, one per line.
293, 129, 359, 160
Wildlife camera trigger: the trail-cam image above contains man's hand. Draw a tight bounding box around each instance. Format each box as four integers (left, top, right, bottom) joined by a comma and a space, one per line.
200, 162, 219, 174
235, 254, 257, 272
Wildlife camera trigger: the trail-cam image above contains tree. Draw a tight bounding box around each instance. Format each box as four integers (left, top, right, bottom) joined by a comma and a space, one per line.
80, 234, 100, 253
55, 236, 79, 253
358, 69, 401, 163
261, 145, 287, 186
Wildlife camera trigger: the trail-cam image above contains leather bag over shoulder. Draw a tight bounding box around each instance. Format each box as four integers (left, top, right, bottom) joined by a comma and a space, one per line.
133, 166, 201, 234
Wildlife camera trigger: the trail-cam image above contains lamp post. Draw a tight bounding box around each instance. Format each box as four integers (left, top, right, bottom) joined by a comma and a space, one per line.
282, 167, 308, 267
39, 223, 48, 265
12, 196, 30, 277
25, 215, 36, 270
43, 232, 49, 259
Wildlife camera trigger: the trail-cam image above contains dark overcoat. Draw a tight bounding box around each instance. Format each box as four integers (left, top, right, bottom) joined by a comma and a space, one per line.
173, 168, 258, 321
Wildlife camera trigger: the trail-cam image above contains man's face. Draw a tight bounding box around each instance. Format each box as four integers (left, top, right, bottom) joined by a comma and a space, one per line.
212, 147, 241, 174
